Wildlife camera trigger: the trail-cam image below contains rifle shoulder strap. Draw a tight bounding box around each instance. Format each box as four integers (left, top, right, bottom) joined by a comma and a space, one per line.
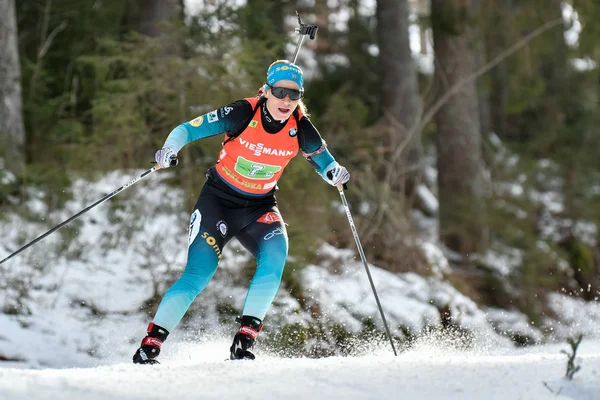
222, 97, 265, 146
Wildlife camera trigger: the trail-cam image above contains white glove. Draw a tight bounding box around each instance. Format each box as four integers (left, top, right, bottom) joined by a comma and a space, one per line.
325, 163, 350, 186
155, 147, 178, 169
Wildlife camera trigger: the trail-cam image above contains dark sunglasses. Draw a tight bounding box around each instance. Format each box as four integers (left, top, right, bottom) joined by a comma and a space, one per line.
269, 85, 303, 101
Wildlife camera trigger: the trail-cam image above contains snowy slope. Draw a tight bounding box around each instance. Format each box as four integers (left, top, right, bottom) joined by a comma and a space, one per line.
2, 168, 600, 369
2, 166, 600, 400
1, 340, 600, 400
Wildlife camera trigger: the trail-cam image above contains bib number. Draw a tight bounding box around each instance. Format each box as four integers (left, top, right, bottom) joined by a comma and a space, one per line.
235, 156, 281, 180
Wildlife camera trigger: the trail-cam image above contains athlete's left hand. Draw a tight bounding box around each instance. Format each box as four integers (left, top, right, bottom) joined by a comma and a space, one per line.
325, 163, 350, 187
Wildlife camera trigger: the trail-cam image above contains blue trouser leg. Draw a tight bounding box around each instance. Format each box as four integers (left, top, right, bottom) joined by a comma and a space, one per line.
153, 210, 223, 332
238, 217, 288, 320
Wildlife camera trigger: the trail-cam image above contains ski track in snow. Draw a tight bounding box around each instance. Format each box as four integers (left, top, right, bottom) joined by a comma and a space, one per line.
2, 341, 600, 400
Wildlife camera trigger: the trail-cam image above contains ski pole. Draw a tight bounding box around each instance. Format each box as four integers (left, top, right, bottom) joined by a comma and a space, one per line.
336, 184, 398, 356
0, 166, 159, 266
291, 11, 318, 64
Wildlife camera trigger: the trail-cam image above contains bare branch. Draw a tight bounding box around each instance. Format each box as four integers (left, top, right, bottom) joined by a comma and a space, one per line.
37, 20, 67, 60
390, 17, 564, 167
354, 17, 564, 258
28, 0, 68, 101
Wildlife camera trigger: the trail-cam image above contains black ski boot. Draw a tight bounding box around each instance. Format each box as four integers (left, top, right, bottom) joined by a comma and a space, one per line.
230, 315, 263, 360
133, 322, 169, 365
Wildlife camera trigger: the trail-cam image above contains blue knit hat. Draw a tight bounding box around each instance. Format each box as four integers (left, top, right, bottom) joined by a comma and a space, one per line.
266, 62, 304, 90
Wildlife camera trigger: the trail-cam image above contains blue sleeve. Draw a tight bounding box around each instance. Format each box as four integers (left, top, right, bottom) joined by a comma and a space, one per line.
163, 100, 253, 152
308, 148, 337, 177
298, 116, 338, 177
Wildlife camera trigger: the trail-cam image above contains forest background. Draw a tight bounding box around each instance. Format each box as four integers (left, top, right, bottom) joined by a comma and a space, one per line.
1, 0, 600, 357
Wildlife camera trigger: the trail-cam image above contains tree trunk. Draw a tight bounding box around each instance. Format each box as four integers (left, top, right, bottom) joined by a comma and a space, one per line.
484, 0, 510, 139
129, 0, 183, 38
471, 0, 491, 138
0, 0, 25, 175
539, 0, 568, 118
376, 0, 422, 196
431, 0, 488, 256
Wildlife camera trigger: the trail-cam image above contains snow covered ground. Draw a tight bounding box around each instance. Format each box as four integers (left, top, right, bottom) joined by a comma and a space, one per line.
2, 339, 600, 400
2, 166, 600, 399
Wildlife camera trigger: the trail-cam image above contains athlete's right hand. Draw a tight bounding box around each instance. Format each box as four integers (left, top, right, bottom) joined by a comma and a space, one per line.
155, 147, 178, 169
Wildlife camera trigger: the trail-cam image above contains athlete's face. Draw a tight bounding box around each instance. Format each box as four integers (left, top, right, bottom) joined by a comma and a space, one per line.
265, 80, 301, 121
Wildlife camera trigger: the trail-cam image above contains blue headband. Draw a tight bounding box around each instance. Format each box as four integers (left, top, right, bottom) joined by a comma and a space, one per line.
267, 63, 304, 90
